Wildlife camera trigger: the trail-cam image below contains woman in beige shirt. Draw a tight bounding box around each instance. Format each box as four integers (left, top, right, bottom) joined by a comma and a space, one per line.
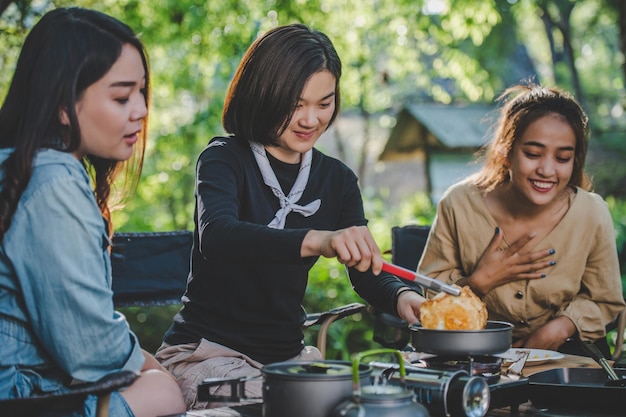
418, 83, 625, 357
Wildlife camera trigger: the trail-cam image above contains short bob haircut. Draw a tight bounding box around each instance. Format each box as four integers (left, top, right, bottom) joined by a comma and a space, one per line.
222, 23, 341, 146
0, 7, 150, 238
472, 83, 591, 192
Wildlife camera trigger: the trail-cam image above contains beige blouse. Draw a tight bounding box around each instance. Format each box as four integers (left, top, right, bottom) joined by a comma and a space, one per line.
418, 179, 625, 342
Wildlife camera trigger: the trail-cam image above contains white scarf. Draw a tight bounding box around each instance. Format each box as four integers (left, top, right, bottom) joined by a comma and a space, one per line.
250, 142, 321, 229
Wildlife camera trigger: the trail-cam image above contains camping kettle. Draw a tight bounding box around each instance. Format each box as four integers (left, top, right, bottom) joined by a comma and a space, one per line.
330, 349, 430, 417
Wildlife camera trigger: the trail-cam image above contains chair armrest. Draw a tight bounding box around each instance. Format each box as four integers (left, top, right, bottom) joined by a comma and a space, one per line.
0, 370, 137, 415
303, 302, 367, 328
303, 303, 367, 358
68, 370, 138, 395
613, 307, 626, 361
371, 308, 412, 350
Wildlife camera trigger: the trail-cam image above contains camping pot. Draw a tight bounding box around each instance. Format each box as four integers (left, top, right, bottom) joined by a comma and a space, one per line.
330, 349, 430, 417
409, 321, 513, 356
199, 360, 372, 417
262, 360, 372, 417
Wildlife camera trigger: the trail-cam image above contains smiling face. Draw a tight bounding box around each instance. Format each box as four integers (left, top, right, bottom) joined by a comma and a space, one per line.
267, 70, 336, 163
508, 113, 576, 206
69, 43, 147, 161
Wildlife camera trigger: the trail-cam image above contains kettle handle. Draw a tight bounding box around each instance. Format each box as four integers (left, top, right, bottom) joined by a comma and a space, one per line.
351, 348, 406, 396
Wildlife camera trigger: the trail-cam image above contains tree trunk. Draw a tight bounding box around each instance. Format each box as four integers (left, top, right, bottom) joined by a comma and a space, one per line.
616, 1, 626, 86
357, 105, 370, 185
538, 4, 560, 84
537, 1, 586, 109
555, 2, 586, 110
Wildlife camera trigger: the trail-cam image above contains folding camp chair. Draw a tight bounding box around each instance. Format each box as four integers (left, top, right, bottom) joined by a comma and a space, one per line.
0, 371, 138, 417
0, 230, 366, 416
110, 231, 365, 359
373, 225, 431, 349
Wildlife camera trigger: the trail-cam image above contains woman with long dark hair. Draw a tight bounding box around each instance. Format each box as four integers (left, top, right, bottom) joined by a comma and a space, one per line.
0, 7, 185, 416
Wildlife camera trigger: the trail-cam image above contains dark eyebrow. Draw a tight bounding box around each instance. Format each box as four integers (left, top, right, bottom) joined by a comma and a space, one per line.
110, 75, 146, 88
110, 81, 137, 88
522, 140, 575, 152
300, 92, 335, 102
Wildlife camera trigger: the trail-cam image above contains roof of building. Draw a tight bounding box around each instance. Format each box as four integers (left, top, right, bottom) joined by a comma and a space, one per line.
379, 103, 497, 160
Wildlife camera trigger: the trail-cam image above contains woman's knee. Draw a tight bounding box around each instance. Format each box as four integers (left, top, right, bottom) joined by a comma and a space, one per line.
122, 369, 186, 417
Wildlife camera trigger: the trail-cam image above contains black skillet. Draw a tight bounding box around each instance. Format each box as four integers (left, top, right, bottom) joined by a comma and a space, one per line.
577, 338, 626, 387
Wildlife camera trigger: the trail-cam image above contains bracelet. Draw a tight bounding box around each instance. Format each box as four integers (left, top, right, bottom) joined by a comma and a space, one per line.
396, 287, 416, 297
394, 287, 416, 317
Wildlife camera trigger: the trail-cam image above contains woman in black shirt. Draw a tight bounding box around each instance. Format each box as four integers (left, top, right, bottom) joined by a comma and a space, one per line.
156, 23, 424, 409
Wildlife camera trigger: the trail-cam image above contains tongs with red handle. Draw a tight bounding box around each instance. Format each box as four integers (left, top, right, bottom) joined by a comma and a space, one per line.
381, 261, 461, 296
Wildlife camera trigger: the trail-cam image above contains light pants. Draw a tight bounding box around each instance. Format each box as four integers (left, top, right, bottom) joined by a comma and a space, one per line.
156, 339, 322, 410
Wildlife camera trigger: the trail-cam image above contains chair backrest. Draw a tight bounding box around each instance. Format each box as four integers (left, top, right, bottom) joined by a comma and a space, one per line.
373, 225, 432, 349
110, 231, 193, 307
390, 225, 431, 294
391, 225, 431, 271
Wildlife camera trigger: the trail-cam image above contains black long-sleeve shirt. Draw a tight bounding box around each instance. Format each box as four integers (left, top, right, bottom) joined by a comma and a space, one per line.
163, 136, 405, 363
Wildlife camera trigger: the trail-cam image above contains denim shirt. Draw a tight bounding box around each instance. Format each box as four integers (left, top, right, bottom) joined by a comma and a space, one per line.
0, 148, 144, 399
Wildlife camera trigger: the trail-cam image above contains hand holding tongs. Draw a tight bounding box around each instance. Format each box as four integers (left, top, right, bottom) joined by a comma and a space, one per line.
381, 261, 461, 296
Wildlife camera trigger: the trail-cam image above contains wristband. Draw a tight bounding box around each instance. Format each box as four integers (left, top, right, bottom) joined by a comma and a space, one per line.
396, 287, 416, 297
393, 287, 416, 317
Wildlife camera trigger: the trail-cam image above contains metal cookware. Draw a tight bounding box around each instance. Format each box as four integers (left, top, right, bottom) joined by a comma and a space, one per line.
527, 367, 626, 413
198, 360, 372, 417
577, 338, 626, 386
409, 321, 513, 356
330, 349, 430, 417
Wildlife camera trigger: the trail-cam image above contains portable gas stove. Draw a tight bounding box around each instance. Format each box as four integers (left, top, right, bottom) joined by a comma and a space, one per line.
372, 352, 530, 417
422, 355, 504, 384
420, 353, 530, 409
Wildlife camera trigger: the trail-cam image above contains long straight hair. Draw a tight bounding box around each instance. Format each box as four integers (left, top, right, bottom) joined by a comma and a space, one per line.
0, 7, 151, 239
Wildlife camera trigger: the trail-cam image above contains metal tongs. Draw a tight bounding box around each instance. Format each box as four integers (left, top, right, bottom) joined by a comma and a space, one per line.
578, 339, 626, 387
381, 261, 461, 296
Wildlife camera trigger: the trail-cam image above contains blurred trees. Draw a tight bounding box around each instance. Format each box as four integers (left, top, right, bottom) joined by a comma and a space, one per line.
2, 1, 625, 229
2, 0, 626, 358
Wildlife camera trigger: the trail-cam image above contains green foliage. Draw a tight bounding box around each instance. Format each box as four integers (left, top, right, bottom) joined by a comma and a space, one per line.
120, 193, 436, 359
600, 196, 626, 356
302, 192, 436, 359
122, 192, 626, 360
606, 196, 626, 299
3, 0, 626, 232
2, 0, 626, 359
119, 305, 180, 354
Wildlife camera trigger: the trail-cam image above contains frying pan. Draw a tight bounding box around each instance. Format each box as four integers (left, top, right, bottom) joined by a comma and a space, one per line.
527, 367, 626, 413
577, 338, 626, 386
409, 320, 513, 356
